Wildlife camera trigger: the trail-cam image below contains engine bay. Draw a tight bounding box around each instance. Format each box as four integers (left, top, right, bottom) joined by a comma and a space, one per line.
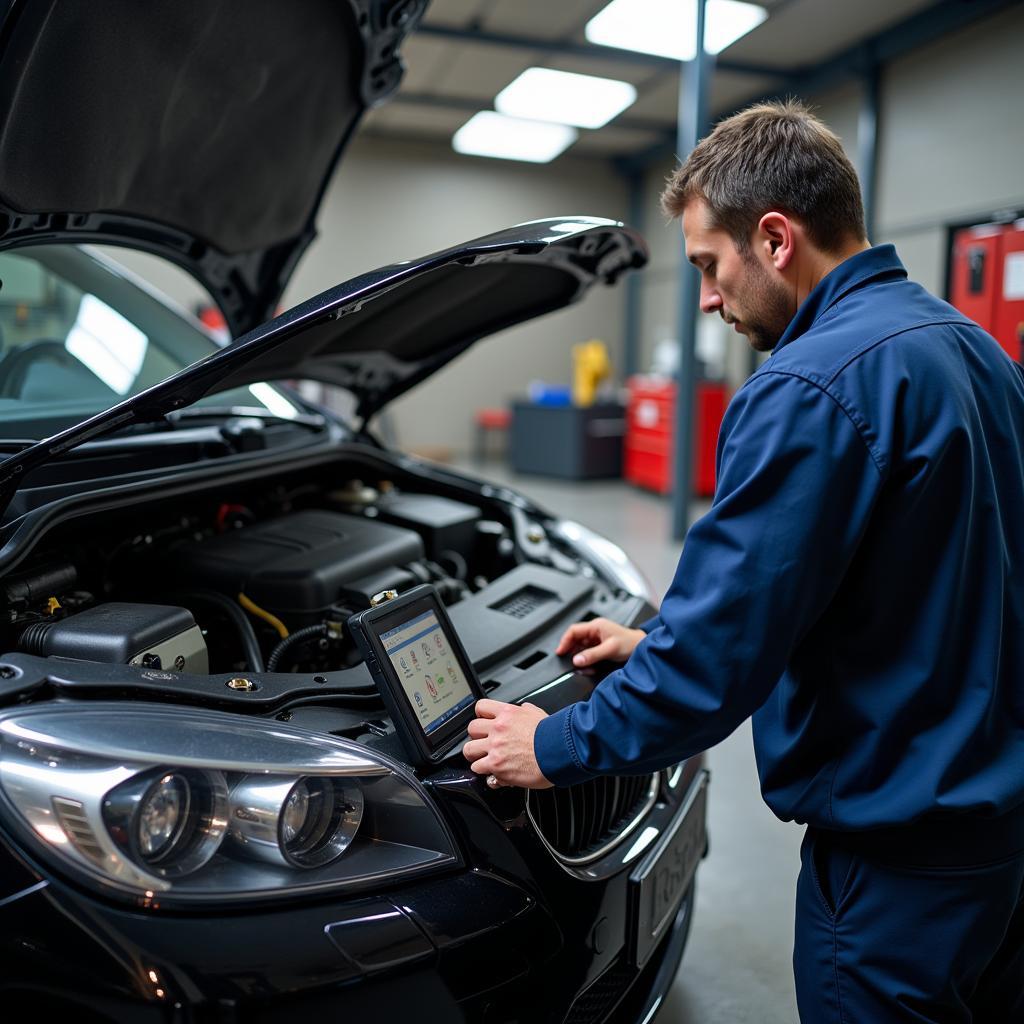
4, 473, 508, 674
0, 457, 634, 739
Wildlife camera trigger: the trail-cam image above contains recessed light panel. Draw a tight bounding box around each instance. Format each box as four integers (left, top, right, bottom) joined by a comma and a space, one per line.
585, 0, 768, 61
452, 112, 578, 163
495, 68, 637, 129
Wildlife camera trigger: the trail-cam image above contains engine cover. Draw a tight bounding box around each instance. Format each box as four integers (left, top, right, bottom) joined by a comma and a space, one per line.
169, 510, 425, 617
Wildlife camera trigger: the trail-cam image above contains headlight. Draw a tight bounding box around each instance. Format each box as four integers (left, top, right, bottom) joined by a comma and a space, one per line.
552, 519, 656, 605
103, 766, 228, 876
229, 774, 364, 869
0, 703, 459, 906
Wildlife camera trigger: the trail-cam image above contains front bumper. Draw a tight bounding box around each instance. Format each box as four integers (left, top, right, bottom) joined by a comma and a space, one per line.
0, 764, 707, 1023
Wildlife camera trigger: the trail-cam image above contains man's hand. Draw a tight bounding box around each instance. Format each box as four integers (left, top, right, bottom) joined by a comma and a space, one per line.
463, 699, 553, 790
555, 617, 645, 668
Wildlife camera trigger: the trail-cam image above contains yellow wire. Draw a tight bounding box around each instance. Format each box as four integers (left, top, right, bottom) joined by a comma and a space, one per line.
237, 593, 289, 638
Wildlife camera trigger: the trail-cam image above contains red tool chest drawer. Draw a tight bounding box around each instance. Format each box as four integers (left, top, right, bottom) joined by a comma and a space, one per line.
624, 376, 728, 497
949, 220, 1024, 362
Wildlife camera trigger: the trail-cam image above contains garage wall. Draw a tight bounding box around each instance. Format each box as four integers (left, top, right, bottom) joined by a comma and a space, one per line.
285, 136, 629, 454
874, 3, 1024, 293
634, 83, 862, 390
633, 2, 1024, 390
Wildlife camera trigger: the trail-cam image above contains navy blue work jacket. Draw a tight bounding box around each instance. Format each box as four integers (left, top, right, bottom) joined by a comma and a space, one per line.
534, 245, 1024, 836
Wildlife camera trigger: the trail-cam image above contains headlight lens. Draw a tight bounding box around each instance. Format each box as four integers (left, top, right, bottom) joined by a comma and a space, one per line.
280, 778, 363, 868
0, 703, 458, 906
140, 774, 187, 858
229, 774, 364, 869
103, 767, 228, 876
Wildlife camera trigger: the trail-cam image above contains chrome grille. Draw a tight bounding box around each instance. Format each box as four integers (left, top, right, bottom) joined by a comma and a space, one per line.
526, 773, 658, 865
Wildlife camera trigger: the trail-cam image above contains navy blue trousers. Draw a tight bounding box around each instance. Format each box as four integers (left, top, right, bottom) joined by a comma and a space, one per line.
794, 829, 1024, 1022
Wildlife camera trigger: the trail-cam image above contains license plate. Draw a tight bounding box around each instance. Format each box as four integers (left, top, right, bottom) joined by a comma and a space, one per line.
628, 770, 708, 967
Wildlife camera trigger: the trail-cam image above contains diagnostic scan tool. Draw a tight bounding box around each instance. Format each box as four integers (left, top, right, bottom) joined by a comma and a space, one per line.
347, 585, 485, 767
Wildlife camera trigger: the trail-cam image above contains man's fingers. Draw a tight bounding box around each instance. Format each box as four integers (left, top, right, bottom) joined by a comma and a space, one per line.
463, 700, 550, 789
473, 698, 507, 719
466, 718, 491, 739
572, 637, 618, 667
556, 618, 624, 656
555, 621, 597, 655
462, 739, 489, 762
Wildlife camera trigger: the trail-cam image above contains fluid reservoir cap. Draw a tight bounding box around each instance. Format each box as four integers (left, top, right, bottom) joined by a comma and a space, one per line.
370, 590, 399, 607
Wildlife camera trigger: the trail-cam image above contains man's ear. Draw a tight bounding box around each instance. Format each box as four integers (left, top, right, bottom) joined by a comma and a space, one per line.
757, 211, 794, 271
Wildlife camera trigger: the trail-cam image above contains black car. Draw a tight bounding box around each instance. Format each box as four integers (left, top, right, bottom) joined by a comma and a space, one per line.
0, 3, 708, 1021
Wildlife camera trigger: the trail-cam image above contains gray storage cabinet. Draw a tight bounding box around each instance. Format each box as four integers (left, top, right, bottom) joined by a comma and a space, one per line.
509, 401, 625, 479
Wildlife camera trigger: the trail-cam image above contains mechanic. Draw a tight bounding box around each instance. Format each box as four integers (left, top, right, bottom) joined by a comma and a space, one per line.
462, 100, 1024, 1022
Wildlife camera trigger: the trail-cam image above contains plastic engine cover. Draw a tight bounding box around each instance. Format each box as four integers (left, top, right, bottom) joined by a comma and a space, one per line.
168, 510, 425, 616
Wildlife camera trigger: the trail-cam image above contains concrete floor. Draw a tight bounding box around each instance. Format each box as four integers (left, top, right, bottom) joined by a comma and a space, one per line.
458, 459, 804, 1024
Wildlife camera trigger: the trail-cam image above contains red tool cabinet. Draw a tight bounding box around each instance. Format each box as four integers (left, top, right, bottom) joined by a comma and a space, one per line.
949, 220, 1024, 362
624, 376, 728, 497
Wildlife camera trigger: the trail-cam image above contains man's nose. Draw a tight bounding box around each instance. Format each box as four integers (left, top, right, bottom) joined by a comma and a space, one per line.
699, 282, 722, 315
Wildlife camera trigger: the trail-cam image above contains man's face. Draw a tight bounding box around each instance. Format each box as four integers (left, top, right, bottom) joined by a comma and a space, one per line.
682, 199, 794, 352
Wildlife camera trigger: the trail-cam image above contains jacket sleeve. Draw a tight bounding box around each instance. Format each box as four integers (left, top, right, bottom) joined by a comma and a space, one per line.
534, 370, 885, 785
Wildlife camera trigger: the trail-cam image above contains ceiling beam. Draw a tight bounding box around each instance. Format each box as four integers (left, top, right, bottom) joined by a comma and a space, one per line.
416, 23, 787, 78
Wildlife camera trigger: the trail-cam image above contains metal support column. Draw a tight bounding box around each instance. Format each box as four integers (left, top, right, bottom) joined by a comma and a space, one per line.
623, 170, 645, 377
857, 53, 881, 241
671, 0, 712, 541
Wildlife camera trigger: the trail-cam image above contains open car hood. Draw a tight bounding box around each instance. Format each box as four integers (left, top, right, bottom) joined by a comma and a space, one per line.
0, 0, 427, 336
0, 218, 648, 516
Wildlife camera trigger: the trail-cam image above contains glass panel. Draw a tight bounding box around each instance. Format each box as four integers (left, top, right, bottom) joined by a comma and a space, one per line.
0, 246, 299, 440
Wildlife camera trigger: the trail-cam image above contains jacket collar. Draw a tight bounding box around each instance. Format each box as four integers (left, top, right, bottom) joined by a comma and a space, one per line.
772, 243, 907, 354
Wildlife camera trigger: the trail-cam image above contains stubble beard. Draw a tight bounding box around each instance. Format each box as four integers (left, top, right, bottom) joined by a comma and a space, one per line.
732, 253, 794, 352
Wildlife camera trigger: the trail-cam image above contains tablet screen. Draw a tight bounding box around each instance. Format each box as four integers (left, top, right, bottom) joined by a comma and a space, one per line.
380, 608, 476, 736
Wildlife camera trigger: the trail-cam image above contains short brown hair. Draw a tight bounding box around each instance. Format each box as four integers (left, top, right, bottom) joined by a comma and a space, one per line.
661, 99, 866, 253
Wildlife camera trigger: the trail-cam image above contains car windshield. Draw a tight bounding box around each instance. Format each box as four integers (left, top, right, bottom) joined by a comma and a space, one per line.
0, 245, 300, 440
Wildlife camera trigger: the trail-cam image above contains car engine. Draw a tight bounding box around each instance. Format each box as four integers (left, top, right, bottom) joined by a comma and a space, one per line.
0, 478, 530, 679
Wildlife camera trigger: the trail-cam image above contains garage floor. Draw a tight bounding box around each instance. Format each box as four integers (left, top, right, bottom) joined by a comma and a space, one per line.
457, 460, 803, 1024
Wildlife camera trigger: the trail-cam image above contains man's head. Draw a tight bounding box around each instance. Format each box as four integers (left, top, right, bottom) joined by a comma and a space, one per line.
661, 100, 868, 351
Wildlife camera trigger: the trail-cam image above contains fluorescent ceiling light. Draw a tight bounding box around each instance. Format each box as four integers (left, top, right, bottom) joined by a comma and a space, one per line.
452, 112, 578, 163
585, 0, 768, 61
495, 68, 637, 129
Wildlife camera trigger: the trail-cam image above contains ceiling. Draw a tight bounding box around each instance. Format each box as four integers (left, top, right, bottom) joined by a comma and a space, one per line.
359, 0, 976, 161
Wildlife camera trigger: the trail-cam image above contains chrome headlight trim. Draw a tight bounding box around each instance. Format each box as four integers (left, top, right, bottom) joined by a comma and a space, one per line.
103, 765, 229, 878
552, 519, 656, 605
229, 774, 364, 869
